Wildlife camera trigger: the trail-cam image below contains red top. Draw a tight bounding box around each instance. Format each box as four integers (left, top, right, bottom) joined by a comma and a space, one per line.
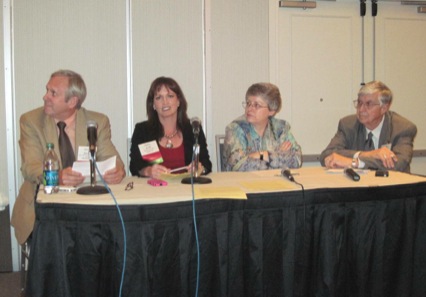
159, 144, 185, 170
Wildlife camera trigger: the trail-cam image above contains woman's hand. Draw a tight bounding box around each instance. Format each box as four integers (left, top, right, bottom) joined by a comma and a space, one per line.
248, 151, 269, 162
187, 162, 204, 175
280, 141, 292, 152
142, 164, 170, 179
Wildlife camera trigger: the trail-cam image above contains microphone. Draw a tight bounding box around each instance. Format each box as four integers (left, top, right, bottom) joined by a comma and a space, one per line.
182, 117, 212, 185
344, 168, 360, 181
281, 168, 295, 182
190, 117, 201, 136
87, 120, 97, 157
77, 120, 108, 195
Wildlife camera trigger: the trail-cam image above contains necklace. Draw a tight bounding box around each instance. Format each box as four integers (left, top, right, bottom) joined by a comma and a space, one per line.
164, 130, 178, 149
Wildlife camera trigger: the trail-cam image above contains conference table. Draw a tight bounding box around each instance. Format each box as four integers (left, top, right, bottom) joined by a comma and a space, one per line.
27, 167, 426, 297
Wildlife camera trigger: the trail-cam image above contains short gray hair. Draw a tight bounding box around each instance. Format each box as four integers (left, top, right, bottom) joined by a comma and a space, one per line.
245, 82, 282, 113
358, 80, 393, 105
51, 69, 86, 109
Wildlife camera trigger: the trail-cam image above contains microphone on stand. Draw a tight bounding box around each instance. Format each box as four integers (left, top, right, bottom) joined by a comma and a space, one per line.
191, 117, 201, 137
182, 117, 212, 185
87, 120, 97, 158
77, 121, 109, 195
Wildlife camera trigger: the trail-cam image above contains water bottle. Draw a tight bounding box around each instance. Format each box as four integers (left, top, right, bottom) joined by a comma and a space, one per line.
43, 143, 59, 194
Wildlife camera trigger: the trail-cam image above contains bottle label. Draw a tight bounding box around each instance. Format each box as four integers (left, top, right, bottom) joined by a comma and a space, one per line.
44, 170, 59, 186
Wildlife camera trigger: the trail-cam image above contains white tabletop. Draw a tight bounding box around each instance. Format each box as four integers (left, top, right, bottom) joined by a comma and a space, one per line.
37, 167, 426, 206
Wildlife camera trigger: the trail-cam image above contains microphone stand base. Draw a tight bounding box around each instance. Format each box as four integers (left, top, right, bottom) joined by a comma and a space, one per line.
181, 176, 212, 184
77, 185, 109, 195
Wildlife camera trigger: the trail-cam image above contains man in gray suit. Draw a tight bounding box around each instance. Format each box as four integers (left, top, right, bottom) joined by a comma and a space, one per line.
11, 69, 126, 244
320, 80, 417, 173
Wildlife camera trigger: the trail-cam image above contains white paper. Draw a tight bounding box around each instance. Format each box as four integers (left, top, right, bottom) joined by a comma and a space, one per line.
138, 140, 163, 164
72, 156, 117, 177
77, 146, 90, 160
139, 140, 160, 155
169, 166, 188, 173
326, 168, 369, 175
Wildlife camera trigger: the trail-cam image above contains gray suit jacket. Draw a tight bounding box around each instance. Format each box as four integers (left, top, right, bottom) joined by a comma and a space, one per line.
320, 111, 417, 173
11, 107, 124, 244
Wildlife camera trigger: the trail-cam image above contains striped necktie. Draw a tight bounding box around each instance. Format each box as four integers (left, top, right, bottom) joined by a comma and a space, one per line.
365, 131, 374, 151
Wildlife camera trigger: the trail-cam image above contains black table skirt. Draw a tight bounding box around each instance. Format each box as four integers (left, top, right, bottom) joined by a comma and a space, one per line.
27, 182, 426, 297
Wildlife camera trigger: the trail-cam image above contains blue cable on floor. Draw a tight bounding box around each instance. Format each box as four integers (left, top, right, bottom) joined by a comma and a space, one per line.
190, 150, 200, 297
95, 160, 127, 297
94, 152, 198, 297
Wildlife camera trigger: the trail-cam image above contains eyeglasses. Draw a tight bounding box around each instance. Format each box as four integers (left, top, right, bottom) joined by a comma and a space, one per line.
353, 100, 381, 110
125, 181, 133, 191
242, 101, 268, 110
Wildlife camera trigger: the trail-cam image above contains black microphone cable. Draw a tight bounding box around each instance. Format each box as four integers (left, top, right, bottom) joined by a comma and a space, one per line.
282, 169, 306, 233
282, 168, 308, 279
94, 157, 127, 297
295, 179, 306, 232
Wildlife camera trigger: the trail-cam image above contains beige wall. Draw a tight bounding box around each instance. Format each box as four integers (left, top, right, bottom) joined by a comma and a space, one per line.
13, 0, 128, 176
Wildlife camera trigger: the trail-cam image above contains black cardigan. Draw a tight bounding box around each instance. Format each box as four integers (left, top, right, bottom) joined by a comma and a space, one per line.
129, 120, 212, 176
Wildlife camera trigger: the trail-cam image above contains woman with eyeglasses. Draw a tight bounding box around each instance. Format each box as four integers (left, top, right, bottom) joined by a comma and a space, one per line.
223, 82, 302, 171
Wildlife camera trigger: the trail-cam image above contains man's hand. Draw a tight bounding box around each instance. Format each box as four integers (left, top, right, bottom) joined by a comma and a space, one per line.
60, 167, 85, 186
361, 147, 398, 169
103, 165, 126, 184
324, 152, 351, 169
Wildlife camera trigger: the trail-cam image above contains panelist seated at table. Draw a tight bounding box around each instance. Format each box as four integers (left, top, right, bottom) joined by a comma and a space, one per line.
11, 69, 126, 245
223, 82, 302, 171
320, 80, 417, 173
129, 76, 212, 179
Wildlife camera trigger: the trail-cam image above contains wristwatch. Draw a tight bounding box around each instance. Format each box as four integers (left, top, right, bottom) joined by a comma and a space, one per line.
352, 151, 361, 168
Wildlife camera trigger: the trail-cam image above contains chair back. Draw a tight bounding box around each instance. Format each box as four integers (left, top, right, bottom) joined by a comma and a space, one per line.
215, 134, 226, 172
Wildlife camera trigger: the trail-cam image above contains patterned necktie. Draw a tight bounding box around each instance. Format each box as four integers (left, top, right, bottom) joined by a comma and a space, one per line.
57, 121, 75, 168
365, 131, 374, 151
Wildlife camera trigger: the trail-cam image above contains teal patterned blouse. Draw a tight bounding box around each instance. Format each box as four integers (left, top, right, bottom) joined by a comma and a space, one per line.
223, 115, 302, 171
